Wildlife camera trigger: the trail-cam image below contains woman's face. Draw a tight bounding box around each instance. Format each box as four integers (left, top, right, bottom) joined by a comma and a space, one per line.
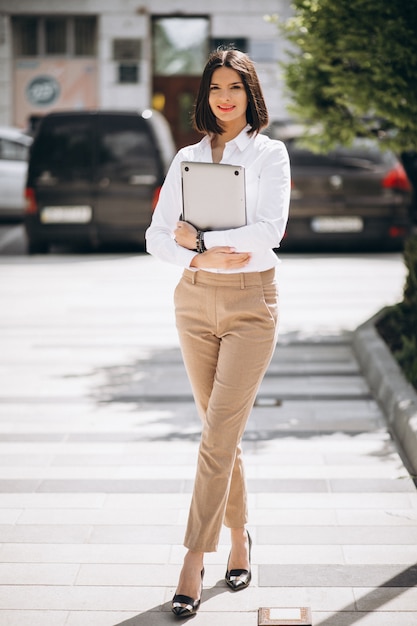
208, 66, 248, 128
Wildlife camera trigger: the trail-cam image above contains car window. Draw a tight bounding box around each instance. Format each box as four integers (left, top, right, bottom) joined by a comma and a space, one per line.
0, 138, 29, 161
31, 116, 94, 181
97, 116, 159, 181
286, 143, 335, 167
332, 141, 396, 168
286, 138, 396, 170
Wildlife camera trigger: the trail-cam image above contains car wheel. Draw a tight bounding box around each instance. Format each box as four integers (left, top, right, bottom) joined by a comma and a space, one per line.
27, 238, 49, 255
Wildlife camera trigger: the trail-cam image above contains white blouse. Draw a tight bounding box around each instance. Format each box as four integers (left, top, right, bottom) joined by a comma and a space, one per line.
145, 125, 291, 273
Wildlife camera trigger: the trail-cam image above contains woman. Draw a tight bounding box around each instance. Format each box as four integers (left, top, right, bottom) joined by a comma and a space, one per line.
146, 48, 290, 618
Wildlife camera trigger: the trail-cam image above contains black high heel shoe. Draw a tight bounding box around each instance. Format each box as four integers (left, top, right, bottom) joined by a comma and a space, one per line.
171, 568, 205, 618
225, 530, 252, 591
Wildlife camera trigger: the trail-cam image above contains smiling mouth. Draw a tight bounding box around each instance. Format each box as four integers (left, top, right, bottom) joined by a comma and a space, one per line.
218, 105, 235, 112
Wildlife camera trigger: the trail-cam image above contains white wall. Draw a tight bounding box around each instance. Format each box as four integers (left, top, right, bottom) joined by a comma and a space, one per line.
99, 13, 149, 110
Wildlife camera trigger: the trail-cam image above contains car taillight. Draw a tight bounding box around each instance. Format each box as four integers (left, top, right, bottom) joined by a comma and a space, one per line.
388, 225, 407, 238
152, 186, 161, 211
24, 188, 38, 214
382, 163, 412, 192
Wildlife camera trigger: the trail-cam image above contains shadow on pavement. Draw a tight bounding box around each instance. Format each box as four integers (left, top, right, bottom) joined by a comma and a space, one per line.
114, 582, 229, 625
110, 567, 417, 625
314, 564, 417, 626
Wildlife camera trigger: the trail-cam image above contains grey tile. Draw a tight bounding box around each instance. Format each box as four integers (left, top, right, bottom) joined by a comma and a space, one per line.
256, 492, 413, 510
0, 543, 170, 564
76, 563, 180, 586
259, 375, 371, 399
337, 509, 417, 526
0, 478, 339, 494
255, 544, 343, 564
329, 479, 416, 493
0, 524, 91, 544
0, 585, 165, 611
0, 480, 41, 493
66, 611, 172, 626
35, 479, 192, 493
323, 452, 401, 466
354, 586, 417, 611
0, 493, 106, 508
51, 453, 198, 467
67, 609, 258, 626
343, 545, 417, 564
312, 612, 417, 626
18, 506, 180, 526
89, 525, 183, 545
0, 563, 79, 585
0, 610, 68, 626
258, 525, 417, 545
0, 455, 55, 466
259, 564, 417, 587
0, 509, 22, 524
0, 434, 66, 442
247, 479, 327, 493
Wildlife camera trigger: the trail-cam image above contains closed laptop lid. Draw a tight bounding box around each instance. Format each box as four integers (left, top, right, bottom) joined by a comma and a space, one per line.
181, 161, 246, 231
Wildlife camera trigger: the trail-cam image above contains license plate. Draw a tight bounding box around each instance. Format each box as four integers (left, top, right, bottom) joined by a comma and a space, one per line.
311, 216, 363, 233
41, 206, 92, 224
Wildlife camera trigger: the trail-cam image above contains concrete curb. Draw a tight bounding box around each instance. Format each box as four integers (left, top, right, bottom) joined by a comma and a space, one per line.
353, 309, 417, 475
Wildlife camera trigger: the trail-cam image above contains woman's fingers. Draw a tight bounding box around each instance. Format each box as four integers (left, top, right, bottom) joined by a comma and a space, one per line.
174, 221, 197, 249
191, 246, 251, 269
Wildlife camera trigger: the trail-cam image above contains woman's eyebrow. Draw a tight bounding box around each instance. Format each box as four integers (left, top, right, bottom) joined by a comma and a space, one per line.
210, 81, 244, 86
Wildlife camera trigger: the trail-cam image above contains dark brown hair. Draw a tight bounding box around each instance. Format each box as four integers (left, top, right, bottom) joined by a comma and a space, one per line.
193, 48, 269, 136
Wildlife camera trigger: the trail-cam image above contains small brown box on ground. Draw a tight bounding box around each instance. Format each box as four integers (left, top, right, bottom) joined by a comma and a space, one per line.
258, 607, 312, 626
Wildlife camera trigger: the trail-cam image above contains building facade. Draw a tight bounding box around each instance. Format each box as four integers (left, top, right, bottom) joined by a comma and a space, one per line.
0, 0, 291, 147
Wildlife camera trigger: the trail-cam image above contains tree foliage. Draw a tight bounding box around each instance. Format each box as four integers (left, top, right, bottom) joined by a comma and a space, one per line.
274, 1, 417, 388
277, 0, 417, 152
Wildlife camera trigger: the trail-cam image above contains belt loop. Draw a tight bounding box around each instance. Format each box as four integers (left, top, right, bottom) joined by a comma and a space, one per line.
192, 271, 196, 285
240, 273, 245, 289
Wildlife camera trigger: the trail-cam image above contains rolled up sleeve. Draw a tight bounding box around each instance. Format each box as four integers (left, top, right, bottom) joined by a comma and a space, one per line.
145, 151, 198, 268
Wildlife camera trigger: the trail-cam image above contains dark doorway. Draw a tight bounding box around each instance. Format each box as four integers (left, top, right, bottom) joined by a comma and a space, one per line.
152, 16, 210, 149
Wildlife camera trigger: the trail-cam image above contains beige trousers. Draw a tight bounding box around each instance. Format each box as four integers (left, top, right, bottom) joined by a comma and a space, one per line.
174, 267, 278, 552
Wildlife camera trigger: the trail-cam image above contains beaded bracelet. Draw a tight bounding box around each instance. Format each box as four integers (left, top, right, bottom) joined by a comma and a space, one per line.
196, 230, 206, 253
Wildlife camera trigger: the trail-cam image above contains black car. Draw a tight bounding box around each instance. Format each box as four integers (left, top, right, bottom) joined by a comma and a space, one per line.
24, 109, 175, 253
266, 123, 413, 251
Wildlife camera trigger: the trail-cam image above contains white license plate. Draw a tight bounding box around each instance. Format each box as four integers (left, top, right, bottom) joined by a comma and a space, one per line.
311, 216, 363, 233
41, 206, 92, 224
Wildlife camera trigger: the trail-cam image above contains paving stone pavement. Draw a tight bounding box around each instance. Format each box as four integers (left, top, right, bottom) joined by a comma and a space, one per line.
0, 253, 416, 626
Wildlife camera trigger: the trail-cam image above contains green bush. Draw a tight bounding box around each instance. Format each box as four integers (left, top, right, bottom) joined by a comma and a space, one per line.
377, 235, 417, 389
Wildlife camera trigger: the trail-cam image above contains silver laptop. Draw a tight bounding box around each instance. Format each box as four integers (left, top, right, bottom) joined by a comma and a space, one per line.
181, 161, 247, 230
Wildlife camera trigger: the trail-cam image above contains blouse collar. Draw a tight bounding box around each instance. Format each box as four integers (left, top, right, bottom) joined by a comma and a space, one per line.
200, 124, 253, 153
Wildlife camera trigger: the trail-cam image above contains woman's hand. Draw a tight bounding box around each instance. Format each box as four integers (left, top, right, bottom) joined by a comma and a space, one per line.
190, 247, 251, 270
174, 222, 251, 269
174, 221, 197, 250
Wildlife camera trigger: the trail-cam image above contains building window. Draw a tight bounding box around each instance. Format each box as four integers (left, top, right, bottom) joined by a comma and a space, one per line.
45, 18, 67, 55
211, 38, 248, 53
75, 17, 96, 56
152, 16, 209, 76
12, 17, 38, 56
118, 64, 139, 84
113, 38, 142, 62
113, 38, 142, 84
12, 16, 97, 57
